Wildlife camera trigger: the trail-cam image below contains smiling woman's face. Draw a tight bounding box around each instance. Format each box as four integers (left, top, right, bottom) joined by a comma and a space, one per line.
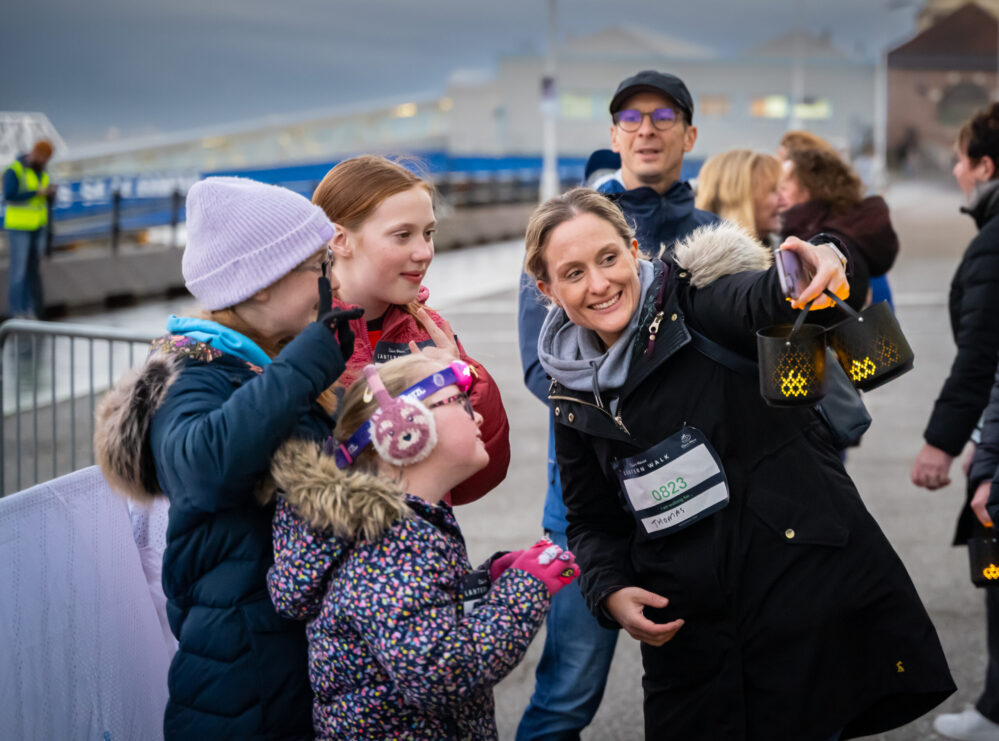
538, 212, 641, 348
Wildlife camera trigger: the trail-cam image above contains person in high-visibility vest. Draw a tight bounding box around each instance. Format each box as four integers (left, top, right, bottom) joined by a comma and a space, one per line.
3, 140, 55, 318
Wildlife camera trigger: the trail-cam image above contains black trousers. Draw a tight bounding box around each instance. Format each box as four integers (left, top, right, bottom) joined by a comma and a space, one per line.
978, 585, 999, 722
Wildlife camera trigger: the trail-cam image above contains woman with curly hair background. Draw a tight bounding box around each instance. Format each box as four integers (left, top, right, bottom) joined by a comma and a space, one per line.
778, 146, 900, 310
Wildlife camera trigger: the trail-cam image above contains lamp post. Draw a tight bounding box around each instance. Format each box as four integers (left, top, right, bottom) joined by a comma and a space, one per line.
875, 0, 918, 192
873, 46, 888, 193
789, 5, 805, 132
539, 0, 559, 202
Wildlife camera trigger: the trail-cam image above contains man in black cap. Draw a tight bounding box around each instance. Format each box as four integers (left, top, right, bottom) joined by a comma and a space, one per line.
515, 70, 720, 740
590, 69, 719, 255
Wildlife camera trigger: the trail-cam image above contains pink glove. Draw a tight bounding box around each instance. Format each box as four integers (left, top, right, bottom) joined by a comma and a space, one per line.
488, 550, 520, 581
509, 539, 580, 596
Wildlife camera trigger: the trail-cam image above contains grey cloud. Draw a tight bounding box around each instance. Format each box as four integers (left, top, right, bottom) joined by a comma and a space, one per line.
8, 0, 918, 146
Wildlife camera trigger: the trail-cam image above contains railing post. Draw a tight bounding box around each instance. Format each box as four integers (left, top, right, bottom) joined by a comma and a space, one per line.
110, 189, 122, 254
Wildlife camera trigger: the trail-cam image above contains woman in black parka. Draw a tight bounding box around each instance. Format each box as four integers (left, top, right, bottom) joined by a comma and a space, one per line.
527, 188, 954, 741
915, 103, 999, 740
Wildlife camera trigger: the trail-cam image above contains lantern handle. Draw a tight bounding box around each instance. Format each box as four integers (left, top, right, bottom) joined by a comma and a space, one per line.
790, 289, 859, 337
790, 302, 813, 337
822, 288, 860, 317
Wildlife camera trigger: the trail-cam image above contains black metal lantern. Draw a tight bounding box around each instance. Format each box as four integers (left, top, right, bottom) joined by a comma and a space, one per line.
826, 297, 914, 392
969, 534, 999, 587
756, 310, 827, 407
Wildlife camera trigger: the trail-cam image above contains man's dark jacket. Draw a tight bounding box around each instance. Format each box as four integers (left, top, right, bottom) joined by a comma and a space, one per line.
589, 149, 720, 256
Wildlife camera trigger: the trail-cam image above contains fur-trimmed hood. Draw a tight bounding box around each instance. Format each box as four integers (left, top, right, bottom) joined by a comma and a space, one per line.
673, 221, 773, 288
270, 438, 410, 541
94, 350, 183, 504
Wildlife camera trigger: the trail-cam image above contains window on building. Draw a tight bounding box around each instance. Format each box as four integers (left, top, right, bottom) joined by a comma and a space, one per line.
750, 95, 789, 119
700, 95, 730, 116
559, 92, 595, 119
749, 95, 832, 120
794, 97, 833, 120
938, 82, 990, 126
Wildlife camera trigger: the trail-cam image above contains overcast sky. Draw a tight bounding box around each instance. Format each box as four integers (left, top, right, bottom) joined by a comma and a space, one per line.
6, 0, 922, 147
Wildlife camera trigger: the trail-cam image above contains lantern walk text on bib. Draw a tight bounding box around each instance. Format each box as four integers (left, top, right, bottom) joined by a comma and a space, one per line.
612, 426, 729, 538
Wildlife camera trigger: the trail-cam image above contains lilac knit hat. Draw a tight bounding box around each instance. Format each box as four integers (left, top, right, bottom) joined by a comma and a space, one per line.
182, 177, 335, 310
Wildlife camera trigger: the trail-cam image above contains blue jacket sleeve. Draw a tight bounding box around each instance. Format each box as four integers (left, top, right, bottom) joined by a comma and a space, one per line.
517, 271, 551, 404
151, 322, 344, 512
2, 166, 35, 203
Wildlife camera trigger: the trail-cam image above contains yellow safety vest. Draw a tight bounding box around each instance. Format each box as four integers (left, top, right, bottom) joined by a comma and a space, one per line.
3, 159, 50, 231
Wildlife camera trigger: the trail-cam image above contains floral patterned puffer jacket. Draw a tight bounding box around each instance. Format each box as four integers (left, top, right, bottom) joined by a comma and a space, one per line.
266, 440, 551, 741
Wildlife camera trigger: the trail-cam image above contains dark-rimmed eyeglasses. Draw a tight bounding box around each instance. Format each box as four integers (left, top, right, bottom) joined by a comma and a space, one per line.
297, 246, 335, 277
426, 391, 475, 419
613, 108, 680, 132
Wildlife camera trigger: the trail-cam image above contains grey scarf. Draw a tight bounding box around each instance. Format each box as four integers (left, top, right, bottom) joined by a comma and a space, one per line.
538, 259, 656, 398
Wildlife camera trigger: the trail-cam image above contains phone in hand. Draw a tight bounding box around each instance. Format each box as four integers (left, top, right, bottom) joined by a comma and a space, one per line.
774, 248, 813, 300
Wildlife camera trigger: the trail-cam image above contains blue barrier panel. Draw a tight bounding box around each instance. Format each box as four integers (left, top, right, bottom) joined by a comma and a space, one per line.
9, 153, 706, 245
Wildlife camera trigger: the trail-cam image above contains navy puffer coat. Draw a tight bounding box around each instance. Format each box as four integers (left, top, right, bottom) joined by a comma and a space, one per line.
95, 321, 345, 739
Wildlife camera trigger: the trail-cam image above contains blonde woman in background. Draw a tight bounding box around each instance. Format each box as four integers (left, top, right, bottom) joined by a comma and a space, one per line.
695, 149, 781, 243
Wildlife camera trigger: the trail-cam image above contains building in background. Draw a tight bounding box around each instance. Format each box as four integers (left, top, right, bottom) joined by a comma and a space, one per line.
888, 1, 999, 172
50, 24, 875, 187
917, 0, 999, 27
0, 114, 66, 166
449, 25, 874, 161
55, 94, 449, 180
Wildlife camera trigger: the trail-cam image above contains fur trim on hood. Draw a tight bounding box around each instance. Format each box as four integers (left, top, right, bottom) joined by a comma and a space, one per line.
94, 352, 181, 504
270, 439, 410, 542
673, 221, 773, 288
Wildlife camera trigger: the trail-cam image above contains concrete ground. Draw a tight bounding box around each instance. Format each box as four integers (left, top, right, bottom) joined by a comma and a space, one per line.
444, 179, 986, 740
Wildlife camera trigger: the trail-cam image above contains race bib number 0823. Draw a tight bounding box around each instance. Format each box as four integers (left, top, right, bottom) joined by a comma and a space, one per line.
612, 426, 728, 538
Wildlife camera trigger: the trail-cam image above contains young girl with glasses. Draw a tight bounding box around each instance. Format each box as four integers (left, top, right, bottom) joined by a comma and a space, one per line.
311, 154, 510, 505
268, 353, 579, 740
94, 177, 361, 739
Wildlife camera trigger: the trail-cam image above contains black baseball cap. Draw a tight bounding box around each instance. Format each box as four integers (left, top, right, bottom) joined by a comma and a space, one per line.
609, 70, 694, 124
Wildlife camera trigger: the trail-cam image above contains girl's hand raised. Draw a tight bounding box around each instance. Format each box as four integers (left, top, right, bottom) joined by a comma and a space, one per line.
506, 539, 580, 596
409, 307, 460, 363
316, 275, 363, 360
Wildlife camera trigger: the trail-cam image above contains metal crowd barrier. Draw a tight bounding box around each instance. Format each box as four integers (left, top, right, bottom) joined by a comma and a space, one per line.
0, 319, 157, 496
